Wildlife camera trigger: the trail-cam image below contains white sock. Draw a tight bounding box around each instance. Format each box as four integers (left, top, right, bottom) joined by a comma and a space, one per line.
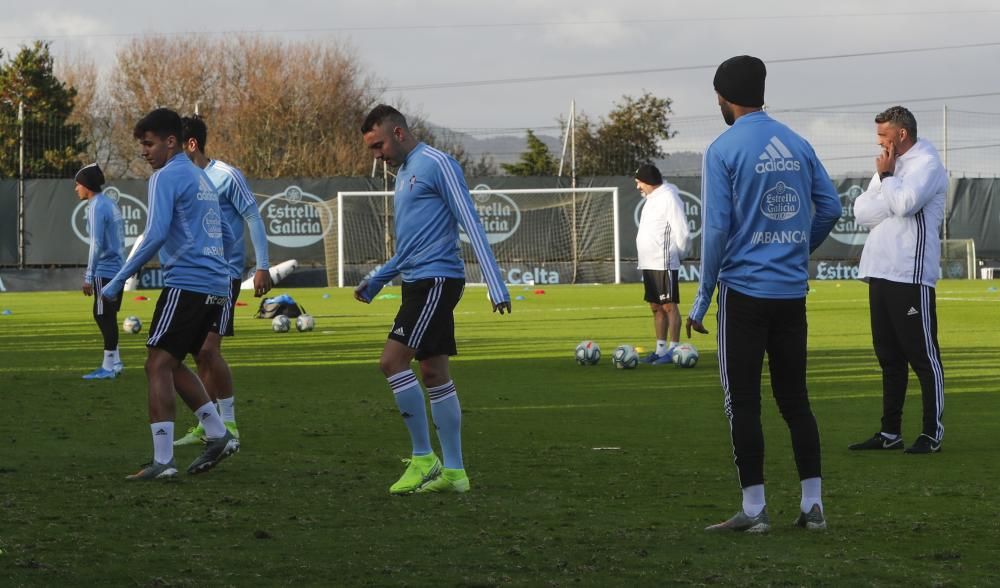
667, 341, 679, 351
102, 351, 115, 371
801, 477, 823, 513
218, 396, 236, 423
194, 401, 227, 438
112, 347, 121, 365
742, 484, 766, 517
151, 421, 174, 464
655, 340, 668, 355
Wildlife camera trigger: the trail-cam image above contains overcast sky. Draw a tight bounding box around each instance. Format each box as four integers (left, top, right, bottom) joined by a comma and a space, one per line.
3, 0, 1000, 174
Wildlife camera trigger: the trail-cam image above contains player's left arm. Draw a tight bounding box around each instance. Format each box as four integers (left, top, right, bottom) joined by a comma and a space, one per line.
687, 148, 730, 335
83, 201, 102, 295
229, 168, 273, 296
667, 189, 691, 258
356, 257, 400, 303
880, 156, 946, 217
808, 154, 842, 253
102, 174, 171, 300
438, 158, 511, 314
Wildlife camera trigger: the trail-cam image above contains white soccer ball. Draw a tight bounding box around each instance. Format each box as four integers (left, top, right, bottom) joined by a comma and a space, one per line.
575, 340, 601, 365
295, 314, 315, 332
271, 315, 291, 333
611, 344, 639, 369
122, 315, 142, 334
673, 343, 699, 368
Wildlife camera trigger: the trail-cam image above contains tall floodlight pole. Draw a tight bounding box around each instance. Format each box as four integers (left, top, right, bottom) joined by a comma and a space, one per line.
942, 104, 949, 241
383, 160, 391, 260
17, 102, 25, 269
570, 100, 578, 282
557, 101, 580, 282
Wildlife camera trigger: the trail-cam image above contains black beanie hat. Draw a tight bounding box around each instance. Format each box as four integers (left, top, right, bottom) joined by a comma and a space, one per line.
75, 163, 105, 193
713, 55, 766, 107
634, 163, 663, 186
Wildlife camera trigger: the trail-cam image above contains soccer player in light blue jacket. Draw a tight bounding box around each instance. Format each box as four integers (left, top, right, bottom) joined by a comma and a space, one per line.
689, 57, 841, 534
102, 108, 239, 481
356, 105, 511, 495
172, 115, 273, 446
76, 163, 126, 380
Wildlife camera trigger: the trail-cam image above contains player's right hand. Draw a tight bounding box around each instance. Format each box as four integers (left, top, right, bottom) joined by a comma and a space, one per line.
354, 280, 371, 303
493, 301, 512, 315
686, 317, 709, 338
82, 283, 93, 296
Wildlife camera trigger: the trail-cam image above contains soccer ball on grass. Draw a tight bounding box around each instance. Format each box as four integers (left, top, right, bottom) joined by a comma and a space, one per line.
673, 343, 699, 368
272, 315, 291, 333
295, 314, 315, 332
575, 340, 601, 365
122, 316, 142, 334
611, 344, 639, 369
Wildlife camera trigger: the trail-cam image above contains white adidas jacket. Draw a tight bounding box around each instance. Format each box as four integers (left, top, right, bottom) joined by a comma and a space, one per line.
854, 139, 948, 287
636, 183, 690, 270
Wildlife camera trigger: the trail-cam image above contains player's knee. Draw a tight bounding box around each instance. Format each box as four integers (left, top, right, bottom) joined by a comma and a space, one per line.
144, 353, 173, 377
379, 355, 406, 377
419, 365, 443, 384
195, 345, 219, 367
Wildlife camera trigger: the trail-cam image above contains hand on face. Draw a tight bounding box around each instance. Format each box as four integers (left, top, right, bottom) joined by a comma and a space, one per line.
876, 138, 896, 176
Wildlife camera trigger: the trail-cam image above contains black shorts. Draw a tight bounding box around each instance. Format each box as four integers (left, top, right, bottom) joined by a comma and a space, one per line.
389, 277, 465, 360
209, 278, 242, 337
147, 287, 227, 360
92, 276, 123, 316
642, 269, 680, 304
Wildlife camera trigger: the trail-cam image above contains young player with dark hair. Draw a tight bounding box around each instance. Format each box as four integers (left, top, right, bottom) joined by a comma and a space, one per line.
76, 162, 126, 379
688, 56, 841, 532
102, 107, 239, 480
356, 104, 511, 494
172, 115, 273, 446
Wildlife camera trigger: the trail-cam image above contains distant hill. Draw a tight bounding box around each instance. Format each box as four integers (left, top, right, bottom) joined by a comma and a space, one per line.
426, 124, 703, 176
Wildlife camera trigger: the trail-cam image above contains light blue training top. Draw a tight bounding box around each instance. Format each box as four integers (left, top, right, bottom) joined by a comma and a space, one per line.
361, 142, 510, 305
104, 153, 231, 299
205, 159, 269, 279
689, 111, 841, 322
84, 192, 125, 283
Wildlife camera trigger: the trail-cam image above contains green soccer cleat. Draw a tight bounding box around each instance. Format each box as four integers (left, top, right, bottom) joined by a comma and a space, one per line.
126, 459, 178, 481
416, 467, 470, 494
173, 423, 206, 446
187, 430, 240, 475
389, 453, 442, 495
224, 421, 240, 440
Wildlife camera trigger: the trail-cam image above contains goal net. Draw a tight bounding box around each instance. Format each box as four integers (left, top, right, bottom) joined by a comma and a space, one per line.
940, 238, 977, 279
329, 187, 621, 287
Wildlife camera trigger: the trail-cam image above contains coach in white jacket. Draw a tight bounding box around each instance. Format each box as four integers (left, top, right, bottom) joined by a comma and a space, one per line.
635, 163, 690, 364
849, 106, 948, 455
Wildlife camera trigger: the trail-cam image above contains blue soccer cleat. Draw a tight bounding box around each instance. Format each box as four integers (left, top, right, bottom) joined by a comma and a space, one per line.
82, 367, 119, 380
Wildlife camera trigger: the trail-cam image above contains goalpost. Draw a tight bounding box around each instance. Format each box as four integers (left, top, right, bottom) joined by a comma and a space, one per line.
332, 187, 621, 288
940, 238, 977, 279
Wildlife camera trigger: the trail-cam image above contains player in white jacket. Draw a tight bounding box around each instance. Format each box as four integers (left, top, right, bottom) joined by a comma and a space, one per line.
634, 164, 690, 364
849, 106, 948, 455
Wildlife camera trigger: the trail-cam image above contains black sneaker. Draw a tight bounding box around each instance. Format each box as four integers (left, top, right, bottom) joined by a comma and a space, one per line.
903, 434, 941, 454
848, 432, 903, 450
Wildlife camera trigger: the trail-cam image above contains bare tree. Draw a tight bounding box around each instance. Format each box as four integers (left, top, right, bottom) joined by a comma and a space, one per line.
64, 34, 383, 179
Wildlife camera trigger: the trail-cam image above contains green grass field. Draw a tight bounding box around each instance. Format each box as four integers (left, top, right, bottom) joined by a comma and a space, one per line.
1, 280, 998, 587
